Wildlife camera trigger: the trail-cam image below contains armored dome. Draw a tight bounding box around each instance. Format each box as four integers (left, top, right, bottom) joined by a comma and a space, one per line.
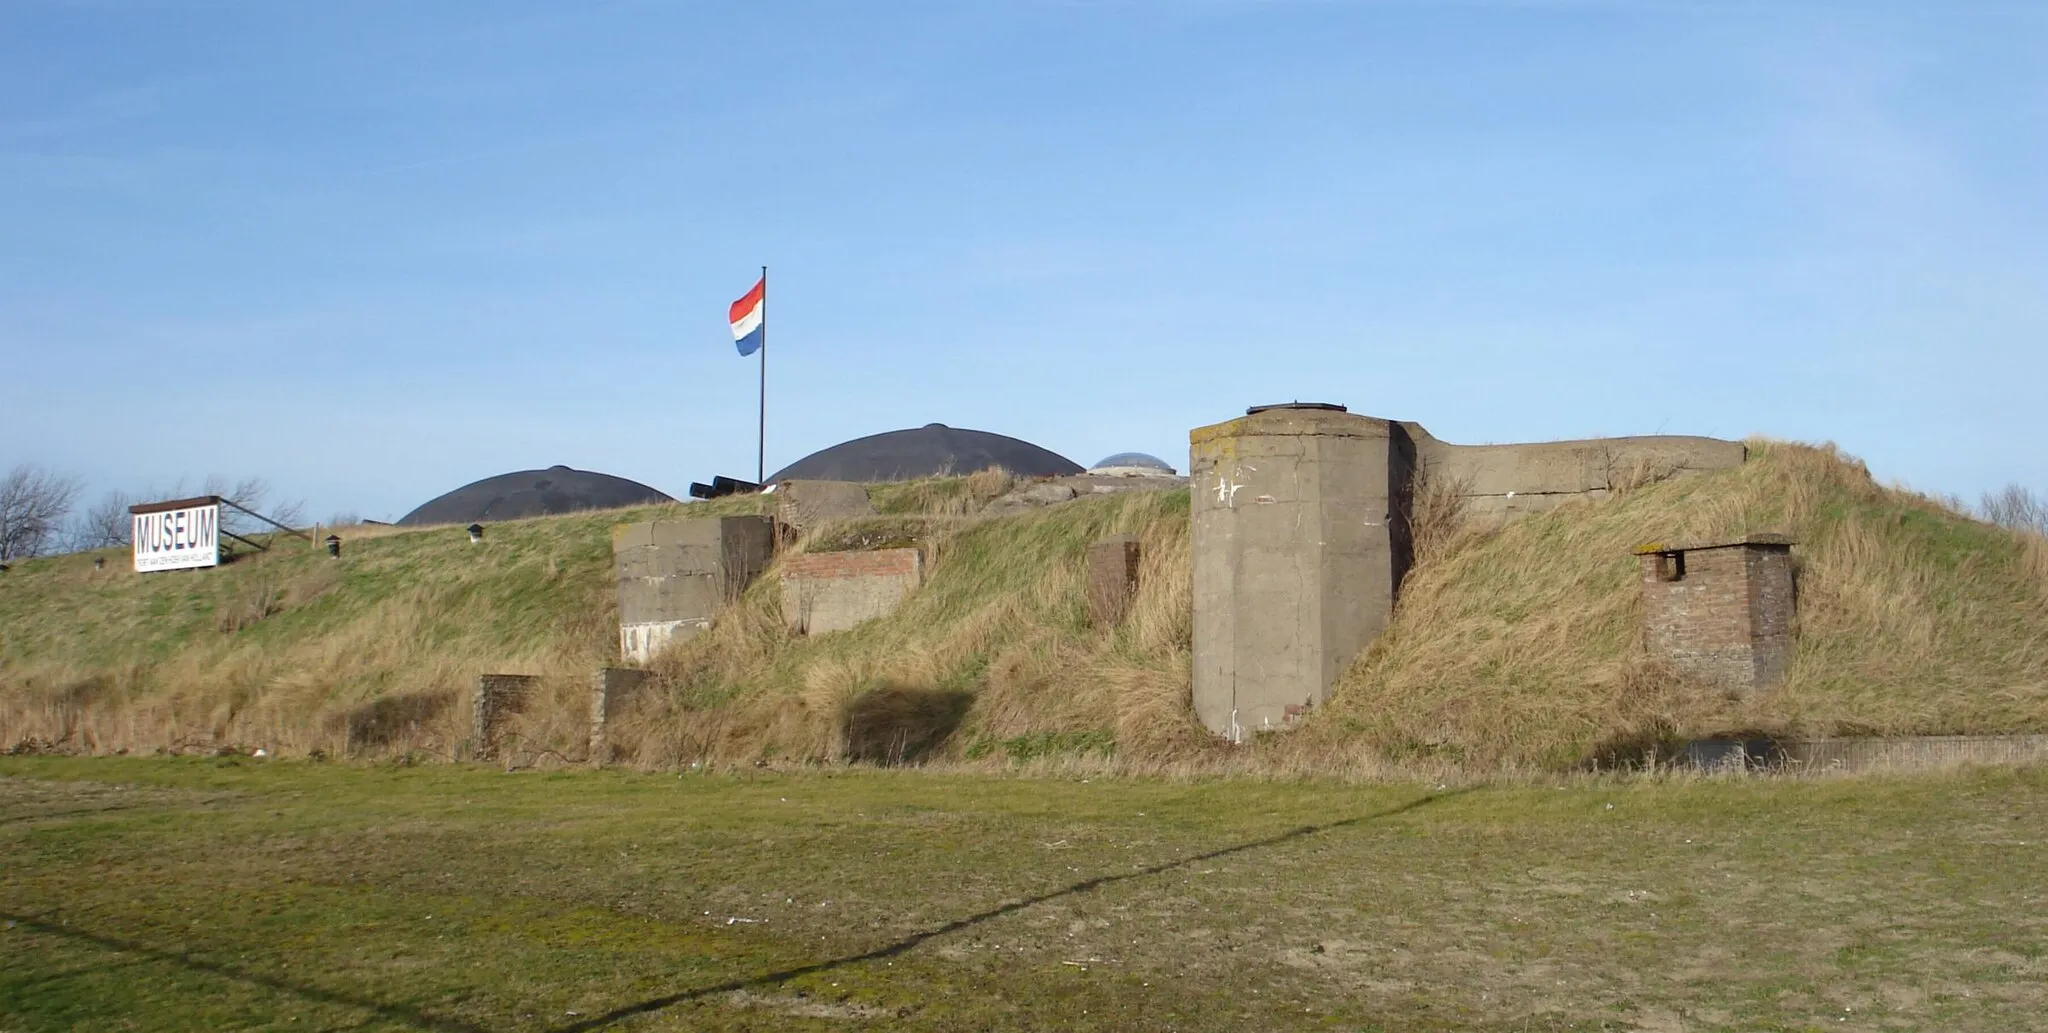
768, 423, 1082, 483
397, 465, 672, 526
1089, 452, 1176, 474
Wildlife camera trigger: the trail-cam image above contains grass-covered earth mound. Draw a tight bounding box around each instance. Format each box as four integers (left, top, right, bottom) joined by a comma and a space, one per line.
2, 442, 2043, 773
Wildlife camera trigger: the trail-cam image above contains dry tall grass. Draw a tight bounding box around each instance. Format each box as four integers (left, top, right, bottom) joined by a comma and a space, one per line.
0, 496, 768, 760
6, 447, 2045, 774
1292, 440, 2048, 768
609, 486, 1198, 767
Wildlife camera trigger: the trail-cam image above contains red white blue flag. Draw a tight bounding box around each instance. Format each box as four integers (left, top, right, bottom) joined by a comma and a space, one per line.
729, 277, 764, 356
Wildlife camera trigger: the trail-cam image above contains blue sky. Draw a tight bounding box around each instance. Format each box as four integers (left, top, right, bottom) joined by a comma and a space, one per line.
4, 0, 2044, 522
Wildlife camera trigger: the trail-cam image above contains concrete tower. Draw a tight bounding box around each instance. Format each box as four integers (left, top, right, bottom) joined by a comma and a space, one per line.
1189, 405, 1413, 741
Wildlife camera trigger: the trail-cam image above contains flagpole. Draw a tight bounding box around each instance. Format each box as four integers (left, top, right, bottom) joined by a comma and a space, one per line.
757, 265, 767, 487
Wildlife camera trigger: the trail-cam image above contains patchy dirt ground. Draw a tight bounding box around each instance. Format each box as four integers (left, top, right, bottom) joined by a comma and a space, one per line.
3, 758, 2044, 1031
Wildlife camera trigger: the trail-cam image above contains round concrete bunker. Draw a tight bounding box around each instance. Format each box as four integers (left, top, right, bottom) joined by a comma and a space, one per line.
1189, 404, 1414, 741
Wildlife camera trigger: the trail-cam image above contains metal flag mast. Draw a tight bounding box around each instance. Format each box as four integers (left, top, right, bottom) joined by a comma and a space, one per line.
756, 264, 767, 487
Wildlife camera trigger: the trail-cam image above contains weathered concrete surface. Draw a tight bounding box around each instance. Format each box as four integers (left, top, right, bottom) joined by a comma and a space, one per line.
1637, 534, 1795, 691
613, 516, 774, 663
471, 673, 538, 762
588, 667, 650, 766
1190, 406, 1413, 740
1403, 424, 1744, 524
773, 480, 875, 532
781, 548, 923, 635
1086, 535, 1142, 628
983, 473, 1187, 515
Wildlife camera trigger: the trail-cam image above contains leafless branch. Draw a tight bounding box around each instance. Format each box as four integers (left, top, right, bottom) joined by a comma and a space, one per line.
0, 465, 83, 561
1981, 484, 2048, 537
70, 490, 136, 551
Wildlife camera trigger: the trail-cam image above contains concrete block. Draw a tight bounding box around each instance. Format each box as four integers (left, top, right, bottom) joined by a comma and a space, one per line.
613, 515, 774, 663
782, 548, 923, 635
1086, 535, 1142, 627
1190, 405, 1414, 740
471, 674, 539, 762
588, 667, 651, 766
1636, 534, 1795, 691
774, 480, 875, 532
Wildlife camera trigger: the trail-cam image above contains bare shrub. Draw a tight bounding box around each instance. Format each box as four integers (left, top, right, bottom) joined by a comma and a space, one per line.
1981, 484, 2048, 536
70, 490, 135, 551
203, 475, 308, 535
0, 464, 82, 561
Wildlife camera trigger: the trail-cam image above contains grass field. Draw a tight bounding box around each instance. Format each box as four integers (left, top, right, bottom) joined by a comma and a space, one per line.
4, 758, 2045, 1032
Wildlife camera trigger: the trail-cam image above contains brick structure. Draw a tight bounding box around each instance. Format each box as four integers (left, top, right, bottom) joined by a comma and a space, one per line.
588, 667, 651, 766
781, 548, 922, 635
1635, 533, 1796, 691
1086, 535, 1143, 627
471, 673, 539, 762
613, 516, 775, 663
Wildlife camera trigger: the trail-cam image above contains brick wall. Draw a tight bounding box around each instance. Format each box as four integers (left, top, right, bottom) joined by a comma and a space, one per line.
782, 549, 921, 580
781, 548, 923, 635
1637, 535, 1794, 691
471, 673, 538, 761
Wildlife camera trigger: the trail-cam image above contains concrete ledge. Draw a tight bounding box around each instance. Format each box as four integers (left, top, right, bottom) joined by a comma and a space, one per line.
1679, 735, 2048, 773
1634, 532, 1794, 555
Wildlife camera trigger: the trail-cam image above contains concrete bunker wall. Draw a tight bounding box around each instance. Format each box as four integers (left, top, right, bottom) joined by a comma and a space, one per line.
1189, 407, 1747, 740
613, 516, 775, 663
1190, 407, 1413, 740
1402, 424, 1746, 524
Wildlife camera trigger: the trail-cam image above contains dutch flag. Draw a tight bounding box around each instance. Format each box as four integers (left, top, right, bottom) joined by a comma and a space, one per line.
729, 276, 765, 357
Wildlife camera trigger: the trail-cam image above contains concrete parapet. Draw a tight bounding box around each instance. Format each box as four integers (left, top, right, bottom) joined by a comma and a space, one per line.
1636, 533, 1796, 691
1404, 424, 1744, 524
1190, 405, 1413, 740
471, 674, 538, 762
774, 480, 875, 532
588, 667, 651, 766
1086, 535, 1142, 628
613, 516, 775, 663
782, 548, 923, 635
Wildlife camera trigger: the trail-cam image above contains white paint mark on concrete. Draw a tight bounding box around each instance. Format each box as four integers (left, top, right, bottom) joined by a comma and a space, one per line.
1214, 475, 1245, 507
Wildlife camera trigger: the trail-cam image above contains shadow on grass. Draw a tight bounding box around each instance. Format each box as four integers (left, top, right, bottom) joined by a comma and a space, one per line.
0, 789, 1460, 1033
553, 788, 1462, 1032
0, 803, 158, 826
0, 910, 490, 1033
